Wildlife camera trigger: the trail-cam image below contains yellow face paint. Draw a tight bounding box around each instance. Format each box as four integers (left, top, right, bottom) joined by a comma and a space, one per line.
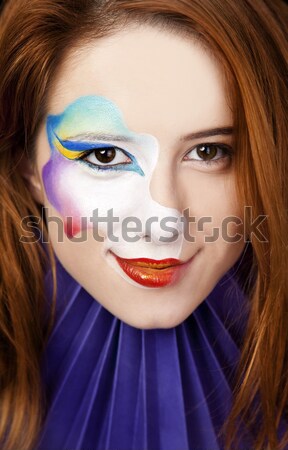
53, 135, 86, 160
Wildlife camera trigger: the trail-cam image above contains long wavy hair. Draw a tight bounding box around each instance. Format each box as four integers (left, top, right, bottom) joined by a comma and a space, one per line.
0, 0, 287, 449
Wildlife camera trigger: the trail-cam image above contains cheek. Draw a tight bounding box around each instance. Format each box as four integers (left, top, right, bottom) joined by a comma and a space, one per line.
182, 172, 243, 242
42, 155, 83, 236
190, 171, 238, 212
42, 153, 148, 237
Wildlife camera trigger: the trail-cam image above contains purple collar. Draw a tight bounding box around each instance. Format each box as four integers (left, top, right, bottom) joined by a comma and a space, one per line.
38, 260, 252, 450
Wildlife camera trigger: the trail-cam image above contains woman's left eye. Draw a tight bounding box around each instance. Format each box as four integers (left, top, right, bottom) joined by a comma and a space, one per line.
183, 144, 233, 165
80, 146, 132, 167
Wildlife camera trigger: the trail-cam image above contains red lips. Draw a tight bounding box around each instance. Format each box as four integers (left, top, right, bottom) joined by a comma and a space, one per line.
113, 254, 187, 288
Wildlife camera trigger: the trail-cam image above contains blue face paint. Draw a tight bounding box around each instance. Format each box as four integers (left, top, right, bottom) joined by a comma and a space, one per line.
42, 95, 161, 237
50, 131, 144, 176
46, 95, 144, 176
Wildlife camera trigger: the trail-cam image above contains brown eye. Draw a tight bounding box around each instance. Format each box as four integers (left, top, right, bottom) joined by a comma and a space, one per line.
94, 147, 116, 163
196, 145, 218, 161
81, 145, 132, 168
183, 143, 232, 166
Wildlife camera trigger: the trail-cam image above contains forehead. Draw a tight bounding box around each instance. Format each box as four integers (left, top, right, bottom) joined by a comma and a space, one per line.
47, 24, 232, 139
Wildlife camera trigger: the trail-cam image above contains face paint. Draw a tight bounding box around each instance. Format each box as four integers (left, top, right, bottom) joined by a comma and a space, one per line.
43, 95, 184, 287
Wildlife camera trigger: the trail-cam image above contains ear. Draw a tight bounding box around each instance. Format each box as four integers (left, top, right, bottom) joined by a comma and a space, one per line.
19, 154, 45, 205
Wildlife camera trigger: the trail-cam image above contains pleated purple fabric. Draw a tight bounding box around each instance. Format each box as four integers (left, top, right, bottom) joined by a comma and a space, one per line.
38, 260, 253, 450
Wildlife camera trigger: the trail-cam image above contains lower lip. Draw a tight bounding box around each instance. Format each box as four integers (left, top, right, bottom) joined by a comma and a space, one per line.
113, 254, 191, 288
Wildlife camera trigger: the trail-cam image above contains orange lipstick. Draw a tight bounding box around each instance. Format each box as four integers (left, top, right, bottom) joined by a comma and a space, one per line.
113, 254, 187, 288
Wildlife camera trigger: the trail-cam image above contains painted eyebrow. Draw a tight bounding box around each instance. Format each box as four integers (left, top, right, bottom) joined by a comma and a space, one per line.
64, 133, 135, 143
180, 126, 233, 141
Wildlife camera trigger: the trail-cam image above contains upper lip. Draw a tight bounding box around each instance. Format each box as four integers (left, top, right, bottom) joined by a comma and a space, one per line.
111, 253, 184, 270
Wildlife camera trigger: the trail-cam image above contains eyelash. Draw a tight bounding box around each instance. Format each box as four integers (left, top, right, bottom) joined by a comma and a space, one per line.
76, 146, 145, 177
73, 142, 234, 172
183, 143, 234, 166
78, 146, 132, 171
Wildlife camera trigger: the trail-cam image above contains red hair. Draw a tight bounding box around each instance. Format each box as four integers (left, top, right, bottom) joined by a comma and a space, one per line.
0, 1, 287, 448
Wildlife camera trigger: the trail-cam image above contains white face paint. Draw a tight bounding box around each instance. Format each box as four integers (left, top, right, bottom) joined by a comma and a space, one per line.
43, 95, 184, 288
34, 25, 245, 328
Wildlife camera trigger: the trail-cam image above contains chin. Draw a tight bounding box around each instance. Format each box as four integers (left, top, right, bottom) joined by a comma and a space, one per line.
103, 295, 196, 330
117, 312, 189, 330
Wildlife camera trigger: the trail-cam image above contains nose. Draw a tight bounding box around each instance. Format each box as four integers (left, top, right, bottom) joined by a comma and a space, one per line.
140, 161, 184, 245
148, 159, 180, 211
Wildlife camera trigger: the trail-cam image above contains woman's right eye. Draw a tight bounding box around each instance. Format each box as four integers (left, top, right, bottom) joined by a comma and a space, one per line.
81, 146, 132, 168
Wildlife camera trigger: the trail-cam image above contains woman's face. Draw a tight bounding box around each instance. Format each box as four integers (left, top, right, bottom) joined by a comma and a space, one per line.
34, 25, 245, 328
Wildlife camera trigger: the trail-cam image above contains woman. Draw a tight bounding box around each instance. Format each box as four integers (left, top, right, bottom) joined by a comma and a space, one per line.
0, 0, 287, 449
